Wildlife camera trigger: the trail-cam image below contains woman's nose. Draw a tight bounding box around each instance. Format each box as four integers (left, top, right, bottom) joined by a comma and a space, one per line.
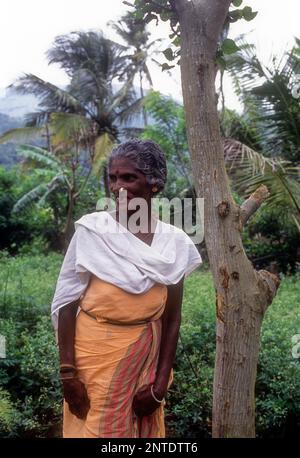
111, 183, 126, 195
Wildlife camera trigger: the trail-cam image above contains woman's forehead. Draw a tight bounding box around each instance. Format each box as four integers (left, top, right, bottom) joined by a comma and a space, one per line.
109, 157, 141, 174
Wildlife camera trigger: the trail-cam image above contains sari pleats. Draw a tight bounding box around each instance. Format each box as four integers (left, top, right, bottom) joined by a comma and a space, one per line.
63, 276, 169, 438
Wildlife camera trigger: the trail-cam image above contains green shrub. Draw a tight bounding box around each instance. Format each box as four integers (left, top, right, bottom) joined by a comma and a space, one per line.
243, 206, 300, 273
256, 273, 300, 437
0, 253, 63, 437
166, 270, 215, 437
0, 388, 19, 436
0, 252, 62, 329
0, 316, 62, 437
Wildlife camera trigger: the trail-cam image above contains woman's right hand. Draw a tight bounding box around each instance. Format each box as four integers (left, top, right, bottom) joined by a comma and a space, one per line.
62, 378, 90, 420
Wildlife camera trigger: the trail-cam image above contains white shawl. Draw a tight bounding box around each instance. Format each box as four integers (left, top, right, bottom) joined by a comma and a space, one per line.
51, 211, 202, 330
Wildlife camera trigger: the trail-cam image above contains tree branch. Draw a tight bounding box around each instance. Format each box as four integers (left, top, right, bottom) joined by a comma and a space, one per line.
256, 269, 280, 312
240, 185, 270, 226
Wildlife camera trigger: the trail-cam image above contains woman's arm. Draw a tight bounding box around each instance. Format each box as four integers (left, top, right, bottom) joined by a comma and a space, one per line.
153, 276, 184, 398
132, 276, 184, 417
57, 301, 78, 366
58, 302, 90, 420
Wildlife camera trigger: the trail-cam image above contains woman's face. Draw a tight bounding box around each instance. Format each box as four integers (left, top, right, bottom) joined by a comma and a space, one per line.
108, 157, 153, 211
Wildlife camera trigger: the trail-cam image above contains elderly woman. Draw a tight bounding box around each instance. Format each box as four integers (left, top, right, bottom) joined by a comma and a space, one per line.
51, 139, 201, 438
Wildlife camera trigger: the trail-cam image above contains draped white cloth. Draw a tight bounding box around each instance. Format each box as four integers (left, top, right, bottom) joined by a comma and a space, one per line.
51, 211, 202, 330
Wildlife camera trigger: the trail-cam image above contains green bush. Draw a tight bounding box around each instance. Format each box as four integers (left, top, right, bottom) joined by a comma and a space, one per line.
0, 388, 19, 436
256, 273, 300, 437
242, 206, 300, 273
0, 316, 62, 438
0, 166, 56, 254
0, 252, 63, 437
166, 270, 215, 437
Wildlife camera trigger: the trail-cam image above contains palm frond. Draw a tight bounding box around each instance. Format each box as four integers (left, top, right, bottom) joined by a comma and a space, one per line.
10, 74, 85, 114
69, 68, 108, 110
108, 75, 136, 115
0, 126, 45, 144
224, 139, 300, 229
142, 63, 153, 87
225, 38, 300, 163
115, 97, 144, 125
92, 133, 114, 175
49, 112, 94, 149
47, 32, 128, 82
24, 111, 52, 127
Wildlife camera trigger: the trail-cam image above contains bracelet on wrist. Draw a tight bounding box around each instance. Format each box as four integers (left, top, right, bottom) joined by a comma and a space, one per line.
60, 367, 76, 374
150, 384, 164, 403
60, 363, 76, 370
60, 372, 77, 381
60, 364, 76, 374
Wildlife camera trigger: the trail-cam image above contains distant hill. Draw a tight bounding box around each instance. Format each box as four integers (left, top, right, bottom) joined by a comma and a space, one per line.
0, 88, 39, 119
0, 89, 39, 167
0, 87, 148, 168
0, 112, 23, 168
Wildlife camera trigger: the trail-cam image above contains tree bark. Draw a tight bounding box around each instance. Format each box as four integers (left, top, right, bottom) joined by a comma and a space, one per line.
174, 0, 279, 437
103, 164, 111, 198
63, 192, 75, 252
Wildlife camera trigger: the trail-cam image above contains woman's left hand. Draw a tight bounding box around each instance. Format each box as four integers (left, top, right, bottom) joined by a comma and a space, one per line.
132, 385, 164, 418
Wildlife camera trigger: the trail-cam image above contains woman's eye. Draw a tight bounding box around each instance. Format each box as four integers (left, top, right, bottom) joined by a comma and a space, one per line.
123, 175, 135, 181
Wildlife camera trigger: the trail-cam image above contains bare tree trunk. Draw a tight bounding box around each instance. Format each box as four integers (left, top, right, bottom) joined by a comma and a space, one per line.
175, 0, 279, 437
63, 192, 75, 252
140, 70, 148, 127
103, 165, 111, 198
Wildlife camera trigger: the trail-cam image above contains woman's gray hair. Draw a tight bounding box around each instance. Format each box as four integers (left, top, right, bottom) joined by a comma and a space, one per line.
108, 139, 167, 193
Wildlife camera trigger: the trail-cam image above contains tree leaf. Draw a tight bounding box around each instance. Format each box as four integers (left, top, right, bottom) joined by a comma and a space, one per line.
0, 126, 45, 145
161, 63, 175, 71
16, 145, 61, 170
242, 6, 258, 21
222, 39, 240, 55
229, 9, 244, 22
144, 13, 158, 24
163, 47, 174, 61
232, 0, 243, 6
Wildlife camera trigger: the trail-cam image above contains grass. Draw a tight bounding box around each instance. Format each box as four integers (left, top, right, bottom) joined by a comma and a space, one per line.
0, 252, 62, 317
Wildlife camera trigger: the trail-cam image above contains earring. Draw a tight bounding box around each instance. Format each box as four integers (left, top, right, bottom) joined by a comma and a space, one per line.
152, 186, 158, 193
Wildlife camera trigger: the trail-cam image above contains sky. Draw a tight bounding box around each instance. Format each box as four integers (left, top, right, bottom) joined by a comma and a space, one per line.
0, 0, 300, 109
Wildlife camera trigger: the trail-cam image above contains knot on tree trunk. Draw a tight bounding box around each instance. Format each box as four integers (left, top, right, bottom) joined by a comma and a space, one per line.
216, 292, 225, 323
218, 201, 230, 218
256, 269, 280, 310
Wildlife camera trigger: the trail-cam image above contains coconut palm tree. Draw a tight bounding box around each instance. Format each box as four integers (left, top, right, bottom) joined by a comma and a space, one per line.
0, 31, 146, 246
110, 12, 162, 126
4, 31, 144, 186
21, 33, 141, 125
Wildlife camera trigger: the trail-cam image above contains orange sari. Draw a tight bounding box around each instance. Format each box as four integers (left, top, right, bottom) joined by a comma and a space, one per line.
63, 275, 170, 438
